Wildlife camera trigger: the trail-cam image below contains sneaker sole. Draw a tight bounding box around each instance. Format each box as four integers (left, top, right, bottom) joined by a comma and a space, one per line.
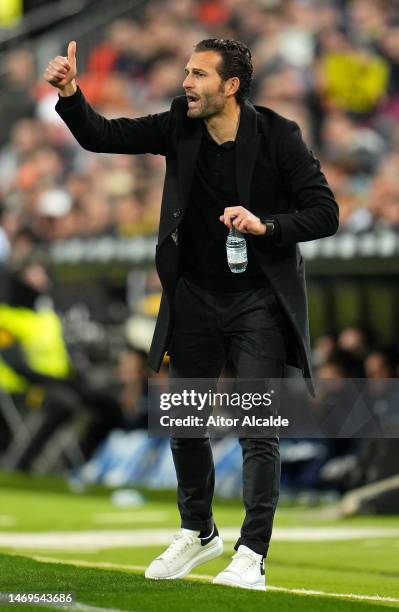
213, 576, 266, 591
145, 536, 224, 580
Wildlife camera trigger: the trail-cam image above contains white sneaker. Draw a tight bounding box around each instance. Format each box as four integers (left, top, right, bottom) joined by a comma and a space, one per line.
213, 545, 266, 591
145, 527, 223, 580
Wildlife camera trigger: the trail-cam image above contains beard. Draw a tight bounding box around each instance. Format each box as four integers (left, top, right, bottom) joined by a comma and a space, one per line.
187, 86, 226, 119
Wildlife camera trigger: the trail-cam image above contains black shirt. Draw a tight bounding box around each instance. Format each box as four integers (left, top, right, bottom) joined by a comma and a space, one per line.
181, 123, 267, 291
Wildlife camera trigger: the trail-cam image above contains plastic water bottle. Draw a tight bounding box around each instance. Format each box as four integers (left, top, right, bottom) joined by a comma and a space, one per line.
226, 225, 248, 273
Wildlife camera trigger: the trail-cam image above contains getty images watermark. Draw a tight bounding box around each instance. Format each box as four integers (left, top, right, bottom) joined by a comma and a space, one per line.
158, 388, 288, 429
148, 378, 399, 438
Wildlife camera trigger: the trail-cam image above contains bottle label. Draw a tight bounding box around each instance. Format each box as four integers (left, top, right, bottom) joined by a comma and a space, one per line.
226, 246, 247, 264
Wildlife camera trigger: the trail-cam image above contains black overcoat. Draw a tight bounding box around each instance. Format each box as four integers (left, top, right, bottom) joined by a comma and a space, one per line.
56, 89, 339, 393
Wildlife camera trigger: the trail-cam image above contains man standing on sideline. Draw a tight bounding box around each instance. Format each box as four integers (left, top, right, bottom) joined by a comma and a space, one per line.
45, 38, 338, 591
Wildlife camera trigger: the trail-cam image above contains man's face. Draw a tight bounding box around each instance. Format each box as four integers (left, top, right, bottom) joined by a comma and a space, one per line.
183, 51, 229, 119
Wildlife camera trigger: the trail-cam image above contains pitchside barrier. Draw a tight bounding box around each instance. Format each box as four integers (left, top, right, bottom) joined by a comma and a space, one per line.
47, 230, 399, 344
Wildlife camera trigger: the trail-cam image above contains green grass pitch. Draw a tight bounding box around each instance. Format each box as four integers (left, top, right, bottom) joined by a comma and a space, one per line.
0, 471, 398, 611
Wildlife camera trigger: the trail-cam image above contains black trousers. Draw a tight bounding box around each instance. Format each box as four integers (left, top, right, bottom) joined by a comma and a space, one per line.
168, 277, 286, 557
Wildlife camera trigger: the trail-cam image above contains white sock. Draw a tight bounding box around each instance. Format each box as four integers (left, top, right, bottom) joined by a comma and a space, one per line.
181, 528, 200, 536
238, 544, 263, 561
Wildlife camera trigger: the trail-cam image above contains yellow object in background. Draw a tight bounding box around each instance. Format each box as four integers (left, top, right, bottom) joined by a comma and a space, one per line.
323, 51, 389, 113
0, 0, 22, 27
0, 305, 71, 393
136, 293, 162, 317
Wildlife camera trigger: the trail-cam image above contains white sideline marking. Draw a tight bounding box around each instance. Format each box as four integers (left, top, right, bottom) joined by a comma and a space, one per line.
30, 556, 399, 605
1, 527, 399, 550
74, 605, 123, 612
32, 555, 145, 573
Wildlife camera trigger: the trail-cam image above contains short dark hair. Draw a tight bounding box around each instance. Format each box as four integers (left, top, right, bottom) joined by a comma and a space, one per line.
194, 39, 253, 104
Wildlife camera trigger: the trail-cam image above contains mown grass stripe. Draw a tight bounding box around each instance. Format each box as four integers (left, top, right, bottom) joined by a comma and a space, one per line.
30, 555, 399, 605
2, 526, 399, 550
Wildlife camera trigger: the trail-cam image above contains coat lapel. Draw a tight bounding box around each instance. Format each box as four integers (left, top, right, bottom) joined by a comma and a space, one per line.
157, 118, 202, 247
235, 100, 261, 208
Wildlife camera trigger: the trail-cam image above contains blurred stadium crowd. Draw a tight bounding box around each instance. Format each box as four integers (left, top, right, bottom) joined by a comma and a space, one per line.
0, 0, 399, 505
2, 0, 399, 257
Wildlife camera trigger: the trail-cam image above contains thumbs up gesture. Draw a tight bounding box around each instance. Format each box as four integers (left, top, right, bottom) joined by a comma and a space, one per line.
44, 41, 77, 95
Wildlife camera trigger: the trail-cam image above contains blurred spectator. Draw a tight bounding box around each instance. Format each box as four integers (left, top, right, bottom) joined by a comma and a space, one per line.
365, 350, 396, 379
87, 19, 143, 80
313, 328, 368, 378
0, 261, 79, 469
115, 347, 149, 427
2, 0, 399, 247
316, 356, 347, 379
76, 346, 149, 458
0, 119, 43, 194
0, 259, 150, 468
312, 333, 337, 368
0, 50, 36, 148
113, 191, 149, 237
337, 327, 370, 367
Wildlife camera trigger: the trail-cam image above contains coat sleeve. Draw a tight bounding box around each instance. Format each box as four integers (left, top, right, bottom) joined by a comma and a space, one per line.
269, 120, 339, 247
55, 86, 172, 156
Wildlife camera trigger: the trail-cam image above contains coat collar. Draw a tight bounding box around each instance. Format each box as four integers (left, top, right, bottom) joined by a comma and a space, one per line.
235, 100, 261, 208
236, 98, 259, 143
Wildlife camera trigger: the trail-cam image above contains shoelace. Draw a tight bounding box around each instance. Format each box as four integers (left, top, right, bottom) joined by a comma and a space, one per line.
227, 551, 258, 575
157, 532, 197, 563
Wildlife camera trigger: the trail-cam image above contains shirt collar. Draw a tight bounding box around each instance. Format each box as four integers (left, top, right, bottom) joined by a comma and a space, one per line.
202, 122, 236, 150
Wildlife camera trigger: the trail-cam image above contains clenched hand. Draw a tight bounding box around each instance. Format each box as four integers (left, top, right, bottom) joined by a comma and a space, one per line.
220, 206, 266, 235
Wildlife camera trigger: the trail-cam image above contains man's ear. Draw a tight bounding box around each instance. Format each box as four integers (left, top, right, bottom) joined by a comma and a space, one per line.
226, 76, 240, 97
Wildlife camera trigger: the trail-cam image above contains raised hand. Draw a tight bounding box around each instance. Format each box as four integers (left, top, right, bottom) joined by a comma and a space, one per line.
43, 40, 77, 94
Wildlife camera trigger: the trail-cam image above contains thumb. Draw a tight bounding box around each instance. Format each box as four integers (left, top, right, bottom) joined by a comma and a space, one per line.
67, 40, 76, 62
